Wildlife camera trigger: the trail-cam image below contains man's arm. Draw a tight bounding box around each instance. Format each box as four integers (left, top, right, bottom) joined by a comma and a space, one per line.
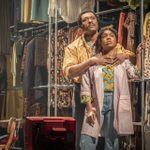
68, 59, 93, 78
63, 45, 96, 79
68, 53, 113, 78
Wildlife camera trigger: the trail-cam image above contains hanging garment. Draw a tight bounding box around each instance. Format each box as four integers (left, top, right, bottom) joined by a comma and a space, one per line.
99, 17, 117, 30
21, 0, 24, 22
118, 12, 126, 45
20, 37, 33, 83
107, 0, 123, 7
30, 0, 49, 22
48, 0, 95, 23
34, 37, 48, 66
11, 39, 25, 86
126, 0, 148, 10
23, 37, 48, 116
144, 12, 150, 78
23, 0, 31, 22
0, 55, 7, 92
143, 12, 150, 39
124, 11, 137, 52
0, 94, 6, 119
0, 0, 10, 54
6, 89, 24, 118
49, 29, 73, 116
5, 53, 24, 119
68, 26, 83, 43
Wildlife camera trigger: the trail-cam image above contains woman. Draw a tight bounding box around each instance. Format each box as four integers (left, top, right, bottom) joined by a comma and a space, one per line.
80, 27, 142, 150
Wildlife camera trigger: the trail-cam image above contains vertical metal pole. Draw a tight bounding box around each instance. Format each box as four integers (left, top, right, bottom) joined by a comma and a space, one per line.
14, 0, 17, 35
54, 8, 58, 116
140, 0, 145, 150
96, 0, 99, 13
48, 15, 52, 116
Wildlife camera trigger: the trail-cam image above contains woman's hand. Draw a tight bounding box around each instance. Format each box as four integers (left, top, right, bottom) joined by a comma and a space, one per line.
136, 41, 145, 55
136, 41, 146, 70
86, 107, 96, 127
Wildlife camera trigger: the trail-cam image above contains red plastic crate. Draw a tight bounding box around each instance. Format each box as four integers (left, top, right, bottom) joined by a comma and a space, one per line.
25, 116, 75, 150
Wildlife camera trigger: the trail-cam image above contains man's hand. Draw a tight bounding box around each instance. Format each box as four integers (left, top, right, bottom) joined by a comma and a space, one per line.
112, 53, 129, 66
90, 53, 117, 66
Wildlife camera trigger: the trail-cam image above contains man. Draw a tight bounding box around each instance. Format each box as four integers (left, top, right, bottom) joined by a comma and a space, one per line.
63, 10, 134, 150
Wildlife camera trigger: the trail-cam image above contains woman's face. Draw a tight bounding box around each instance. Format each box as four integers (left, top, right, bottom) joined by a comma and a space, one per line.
101, 29, 117, 54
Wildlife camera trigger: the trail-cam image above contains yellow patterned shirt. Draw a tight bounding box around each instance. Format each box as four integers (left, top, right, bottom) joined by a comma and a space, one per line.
102, 66, 114, 92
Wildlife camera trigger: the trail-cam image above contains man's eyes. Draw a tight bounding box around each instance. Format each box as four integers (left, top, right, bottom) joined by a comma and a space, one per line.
82, 17, 96, 22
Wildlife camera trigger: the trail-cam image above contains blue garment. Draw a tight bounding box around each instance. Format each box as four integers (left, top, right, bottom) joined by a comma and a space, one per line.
74, 83, 86, 150
80, 92, 119, 150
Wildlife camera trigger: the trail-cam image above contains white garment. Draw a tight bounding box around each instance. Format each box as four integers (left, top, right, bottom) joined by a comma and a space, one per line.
48, 0, 95, 23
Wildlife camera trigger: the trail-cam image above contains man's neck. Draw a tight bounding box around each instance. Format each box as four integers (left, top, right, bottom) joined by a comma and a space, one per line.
84, 32, 98, 44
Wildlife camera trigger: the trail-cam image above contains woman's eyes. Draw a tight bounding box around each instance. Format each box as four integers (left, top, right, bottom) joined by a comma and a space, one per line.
102, 34, 115, 38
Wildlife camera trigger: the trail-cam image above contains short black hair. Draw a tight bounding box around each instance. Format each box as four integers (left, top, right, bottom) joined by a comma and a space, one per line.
95, 27, 118, 54
78, 10, 99, 26
99, 27, 118, 40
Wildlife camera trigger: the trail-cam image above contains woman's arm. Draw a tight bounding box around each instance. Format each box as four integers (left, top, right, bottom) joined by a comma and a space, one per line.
136, 42, 145, 70
81, 71, 96, 126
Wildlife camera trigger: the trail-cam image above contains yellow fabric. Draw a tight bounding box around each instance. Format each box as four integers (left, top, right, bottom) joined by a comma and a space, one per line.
120, 0, 148, 10
5, 53, 23, 119
12, 43, 17, 87
24, 0, 31, 22
143, 12, 150, 39
63, 35, 135, 83
63, 35, 92, 83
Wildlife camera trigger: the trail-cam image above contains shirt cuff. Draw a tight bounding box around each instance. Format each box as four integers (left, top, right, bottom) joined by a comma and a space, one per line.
81, 95, 93, 104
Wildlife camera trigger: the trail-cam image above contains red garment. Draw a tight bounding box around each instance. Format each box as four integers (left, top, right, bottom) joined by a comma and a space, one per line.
118, 12, 126, 45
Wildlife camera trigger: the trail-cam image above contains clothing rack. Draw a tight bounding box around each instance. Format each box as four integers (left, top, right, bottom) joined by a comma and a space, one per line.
10, 23, 49, 40
17, 23, 48, 33
96, 5, 129, 15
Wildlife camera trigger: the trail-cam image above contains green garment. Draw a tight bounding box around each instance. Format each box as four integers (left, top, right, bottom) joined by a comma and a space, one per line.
31, 0, 49, 22
120, 0, 148, 10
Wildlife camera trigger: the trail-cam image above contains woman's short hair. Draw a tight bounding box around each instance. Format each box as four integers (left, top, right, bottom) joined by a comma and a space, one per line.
99, 27, 118, 40
95, 27, 118, 54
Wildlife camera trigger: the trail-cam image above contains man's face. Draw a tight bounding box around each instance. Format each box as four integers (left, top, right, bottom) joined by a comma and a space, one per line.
101, 29, 117, 53
81, 12, 99, 35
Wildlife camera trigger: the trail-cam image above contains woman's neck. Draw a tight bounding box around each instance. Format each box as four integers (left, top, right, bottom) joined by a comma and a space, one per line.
103, 47, 117, 58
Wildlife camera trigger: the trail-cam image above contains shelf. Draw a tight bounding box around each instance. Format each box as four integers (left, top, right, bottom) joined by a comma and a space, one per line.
33, 84, 74, 89
129, 78, 150, 82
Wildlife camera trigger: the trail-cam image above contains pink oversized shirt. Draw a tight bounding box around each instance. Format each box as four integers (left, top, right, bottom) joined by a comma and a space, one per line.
80, 60, 138, 138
